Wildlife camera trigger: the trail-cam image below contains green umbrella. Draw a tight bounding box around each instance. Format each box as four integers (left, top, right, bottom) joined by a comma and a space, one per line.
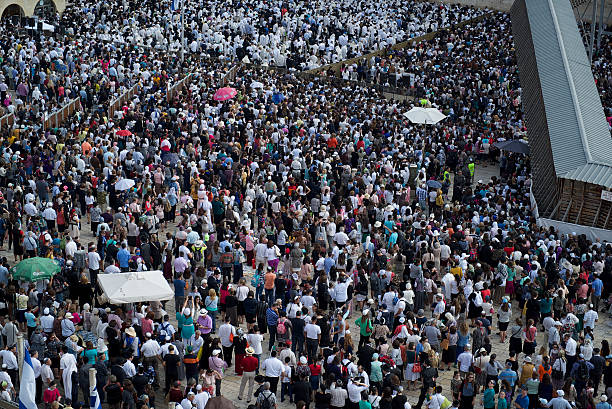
10, 257, 61, 281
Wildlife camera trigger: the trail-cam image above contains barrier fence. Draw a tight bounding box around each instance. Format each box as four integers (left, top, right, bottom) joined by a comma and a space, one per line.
42, 97, 82, 130
108, 83, 141, 119
167, 73, 194, 102
219, 64, 240, 87
0, 112, 15, 130
306, 12, 492, 75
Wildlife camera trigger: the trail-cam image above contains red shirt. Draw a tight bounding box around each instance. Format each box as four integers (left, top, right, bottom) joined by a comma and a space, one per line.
241, 356, 259, 372
309, 363, 322, 376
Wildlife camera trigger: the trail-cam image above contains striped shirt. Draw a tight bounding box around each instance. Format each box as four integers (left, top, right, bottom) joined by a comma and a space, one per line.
266, 308, 279, 326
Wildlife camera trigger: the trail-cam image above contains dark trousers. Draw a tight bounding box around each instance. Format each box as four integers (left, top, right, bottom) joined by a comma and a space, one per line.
266, 376, 279, 394
359, 334, 370, 349
222, 345, 234, 366
306, 338, 319, 359
268, 325, 277, 351
215, 378, 222, 396
35, 376, 42, 403
291, 335, 304, 355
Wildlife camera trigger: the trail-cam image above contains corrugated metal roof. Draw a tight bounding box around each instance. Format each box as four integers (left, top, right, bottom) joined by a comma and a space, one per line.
522, 0, 612, 188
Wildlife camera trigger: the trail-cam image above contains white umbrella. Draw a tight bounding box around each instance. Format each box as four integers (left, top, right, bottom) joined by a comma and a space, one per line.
114, 178, 135, 191
403, 107, 447, 124
250, 81, 264, 89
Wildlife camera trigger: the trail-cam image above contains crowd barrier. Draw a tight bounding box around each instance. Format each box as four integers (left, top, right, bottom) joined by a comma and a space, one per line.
219, 65, 240, 87
43, 97, 82, 130
108, 83, 141, 119
306, 12, 492, 75
167, 73, 194, 102
0, 112, 15, 130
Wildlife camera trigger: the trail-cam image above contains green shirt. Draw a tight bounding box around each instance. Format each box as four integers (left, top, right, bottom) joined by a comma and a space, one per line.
498, 397, 508, 409
355, 317, 373, 337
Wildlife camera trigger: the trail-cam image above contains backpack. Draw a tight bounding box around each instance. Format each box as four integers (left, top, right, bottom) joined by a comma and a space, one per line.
392, 294, 399, 306
277, 319, 287, 335
259, 391, 274, 409
577, 361, 589, 382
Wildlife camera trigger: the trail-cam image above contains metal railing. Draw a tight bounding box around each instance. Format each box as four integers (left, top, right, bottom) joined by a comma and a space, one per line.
42, 97, 82, 130
108, 83, 141, 119
306, 12, 492, 75
218, 65, 240, 87
0, 112, 15, 130
167, 73, 194, 102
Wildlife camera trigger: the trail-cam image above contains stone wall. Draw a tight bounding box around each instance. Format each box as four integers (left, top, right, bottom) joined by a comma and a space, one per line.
0, 0, 65, 18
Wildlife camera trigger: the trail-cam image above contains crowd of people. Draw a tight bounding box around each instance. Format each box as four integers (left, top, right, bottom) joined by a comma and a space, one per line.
0, 1, 611, 409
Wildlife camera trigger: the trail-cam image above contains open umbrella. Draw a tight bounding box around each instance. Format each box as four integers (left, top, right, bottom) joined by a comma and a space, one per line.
11, 257, 60, 281
115, 178, 135, 191
204, 396, 235, 409
426, 180, 443, 189
403, 107, 446, 124
116, 129, 132, 137
493, 140, 529, 155
250, 81, 264, 89
161, 152, 180, 166
213, 87, 237, 101
272, 92, 284, 104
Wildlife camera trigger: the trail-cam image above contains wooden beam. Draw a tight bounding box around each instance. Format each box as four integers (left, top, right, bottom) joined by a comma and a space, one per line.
549, 199, 562, 219
575, 182, 585, 224
605, 204, 612, 229
592, 200, 603, 227
562, 198, 573, 222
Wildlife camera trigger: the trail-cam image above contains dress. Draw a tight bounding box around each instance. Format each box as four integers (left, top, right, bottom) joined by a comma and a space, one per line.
181, 315, 195, 341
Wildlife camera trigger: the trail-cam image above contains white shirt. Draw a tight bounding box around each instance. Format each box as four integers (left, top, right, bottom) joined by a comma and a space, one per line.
565, 337, 577, 356
286, 302, 302, 319
141, 340, 161, 357
246, 333, 264, 355
41, 364, 54, 384
218, 323, 236, 347
262, 356, 284, 377
334, 278, 352, 302
123, 360, 136, 377
194, 391, 210, 409
457, 351, 474, 372
65, 241, 77, 258
31, 357, 42, 378
347, 380, 368, 403
87, 251, 101, 270
583, 310, 598, 329
40, 314, 55, 332
305, 323, 321, 339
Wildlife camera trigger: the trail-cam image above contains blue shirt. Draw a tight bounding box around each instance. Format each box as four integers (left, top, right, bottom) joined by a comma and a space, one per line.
592, 278, 603, 297
498, 369, 518, 386
117, 248, 131, 268
515, 394, 529, 409
174, 279, 186, 297
266, 308, 279, 326
25, 312, 36, 328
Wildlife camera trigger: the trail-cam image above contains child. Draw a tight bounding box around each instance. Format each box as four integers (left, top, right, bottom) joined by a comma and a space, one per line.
281, 357, 292, 403
497, 390, 508, 409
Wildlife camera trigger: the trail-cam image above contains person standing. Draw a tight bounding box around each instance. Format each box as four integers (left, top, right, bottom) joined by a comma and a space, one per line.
238, 347, 258, 403
266, 302, 280, 351
262, 350, 283, 395
304, 316, 321, 359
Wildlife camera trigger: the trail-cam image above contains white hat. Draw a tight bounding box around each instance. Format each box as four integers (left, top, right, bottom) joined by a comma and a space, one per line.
43, 308, 50, 315
399, 317, 405, 323
557, 390, 565, 397
212, 349, 221, 356
299, 356, 307, 365
183, 308, 191, 316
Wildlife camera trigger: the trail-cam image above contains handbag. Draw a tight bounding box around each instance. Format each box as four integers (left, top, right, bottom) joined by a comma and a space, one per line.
441, 338, 449, 351
412, 356, 422, 373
